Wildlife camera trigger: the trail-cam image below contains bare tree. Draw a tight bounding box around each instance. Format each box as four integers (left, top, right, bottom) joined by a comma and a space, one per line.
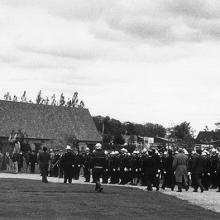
36, 90, 42, 104
13, 95, 18, 102
51, 94, 57, 106
59, 93, 65, 106
21, 91, 27, 102
71, 92, 78, 107
66, 98, 72, 107
4, 92, 11, 101
79, 100, 85, 108
45, 97, 49, 105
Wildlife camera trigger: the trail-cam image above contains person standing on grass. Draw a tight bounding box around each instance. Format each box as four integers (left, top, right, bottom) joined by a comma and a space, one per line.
91, 143, 106, 192
38, 147, 50, 183
60, 145, 75, 184
172, 148, 189, 192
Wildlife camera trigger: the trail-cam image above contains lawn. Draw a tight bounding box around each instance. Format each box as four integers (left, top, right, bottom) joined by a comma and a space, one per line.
0, 179, 219, 220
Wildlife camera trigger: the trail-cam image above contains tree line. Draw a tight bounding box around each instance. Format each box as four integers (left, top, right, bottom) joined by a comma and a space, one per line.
92, 116, 195, 147
3, 91, 85, 108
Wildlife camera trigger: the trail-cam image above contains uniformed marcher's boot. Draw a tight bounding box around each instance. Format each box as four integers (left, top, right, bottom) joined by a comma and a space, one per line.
95, 181, 101, 192
177, 183, 182, 192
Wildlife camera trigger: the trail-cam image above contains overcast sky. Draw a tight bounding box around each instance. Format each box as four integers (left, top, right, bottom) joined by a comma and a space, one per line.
1, 0, 220, 133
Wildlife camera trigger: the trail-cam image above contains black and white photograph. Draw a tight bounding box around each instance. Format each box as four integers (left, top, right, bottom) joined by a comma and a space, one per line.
0, 1, 220, 219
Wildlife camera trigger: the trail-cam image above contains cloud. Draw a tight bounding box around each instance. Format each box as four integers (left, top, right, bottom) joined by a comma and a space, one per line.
165, 0, 220, 19
1, 0, 220, 132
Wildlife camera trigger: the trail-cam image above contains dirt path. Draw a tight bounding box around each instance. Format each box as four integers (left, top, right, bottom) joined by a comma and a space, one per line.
1, 173, 220, 213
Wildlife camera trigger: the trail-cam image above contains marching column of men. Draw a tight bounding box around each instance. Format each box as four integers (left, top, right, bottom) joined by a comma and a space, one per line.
43, 144, 220, 193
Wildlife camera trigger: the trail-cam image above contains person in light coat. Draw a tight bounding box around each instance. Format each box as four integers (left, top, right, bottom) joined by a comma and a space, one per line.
172, 148, 189, 192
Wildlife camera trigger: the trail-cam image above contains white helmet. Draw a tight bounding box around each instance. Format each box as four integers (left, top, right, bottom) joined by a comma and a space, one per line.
95, 143, 102, 150
65, 145, 72, 150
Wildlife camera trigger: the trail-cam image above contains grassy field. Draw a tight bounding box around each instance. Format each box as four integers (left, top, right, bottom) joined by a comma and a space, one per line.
0, 179, 219, 220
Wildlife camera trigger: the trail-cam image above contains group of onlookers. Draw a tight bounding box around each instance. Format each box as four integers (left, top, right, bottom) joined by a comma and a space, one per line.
0, 149, 38, 174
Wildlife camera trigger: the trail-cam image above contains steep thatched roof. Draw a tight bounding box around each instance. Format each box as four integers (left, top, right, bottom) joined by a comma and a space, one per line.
0, 100, 102, 143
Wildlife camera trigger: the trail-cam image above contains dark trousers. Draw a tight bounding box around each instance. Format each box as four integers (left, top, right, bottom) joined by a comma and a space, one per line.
102, 170, 109, 184
64, 168, 73, 183
40, 166, 48, 183
145, 173, 158, 190
83, 167, 91, 182
110, 170, 119, 184
202, 173, 210, 190
192, 173, 204, 191
93, 167, 104, 190
73, 166, 81, 180
210, 172, 218, 188
162, 172, 175, 190
30, 163, 35, 173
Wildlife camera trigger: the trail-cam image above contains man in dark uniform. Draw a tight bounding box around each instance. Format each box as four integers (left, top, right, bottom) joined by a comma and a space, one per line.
82, 148, 92, 182
210, 149, 218, 189
190, 149, 204, 192
73, 152, 83, 180
161, 150, 175, 190
216, 152, 220, 192
51, 150, 60, 177
102, 151, 110, 184
202, 151, 211, 191
92, 143, 106, 192
60, 145, 75, 183
38, 147, 50, 183
142, 149, 159, 191
109, 151, 120, 184
29, 150, 38, 174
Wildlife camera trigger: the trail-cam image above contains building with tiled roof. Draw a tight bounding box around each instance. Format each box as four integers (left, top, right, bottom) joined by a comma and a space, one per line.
196, 131, 220, 144
0, 100, 102, 152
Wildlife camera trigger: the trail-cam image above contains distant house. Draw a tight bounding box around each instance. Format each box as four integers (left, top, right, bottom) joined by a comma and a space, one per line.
0, 100, 102, 152
196, 131, 220, 144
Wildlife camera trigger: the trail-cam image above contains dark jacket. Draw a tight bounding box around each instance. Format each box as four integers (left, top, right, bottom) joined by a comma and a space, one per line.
92, 150, 106, 168
60, 152, 75, 169
142, 155, 158, 175
191, 154, 205, 174
38, 151, 50, 168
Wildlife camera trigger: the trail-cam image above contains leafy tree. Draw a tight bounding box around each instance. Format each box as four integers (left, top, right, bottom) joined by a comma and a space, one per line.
103, 134, 112, 144
143, 123, 166, 137
123, 122, 137, 135
113, 134, 125, 145
169, 121, 194, 140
